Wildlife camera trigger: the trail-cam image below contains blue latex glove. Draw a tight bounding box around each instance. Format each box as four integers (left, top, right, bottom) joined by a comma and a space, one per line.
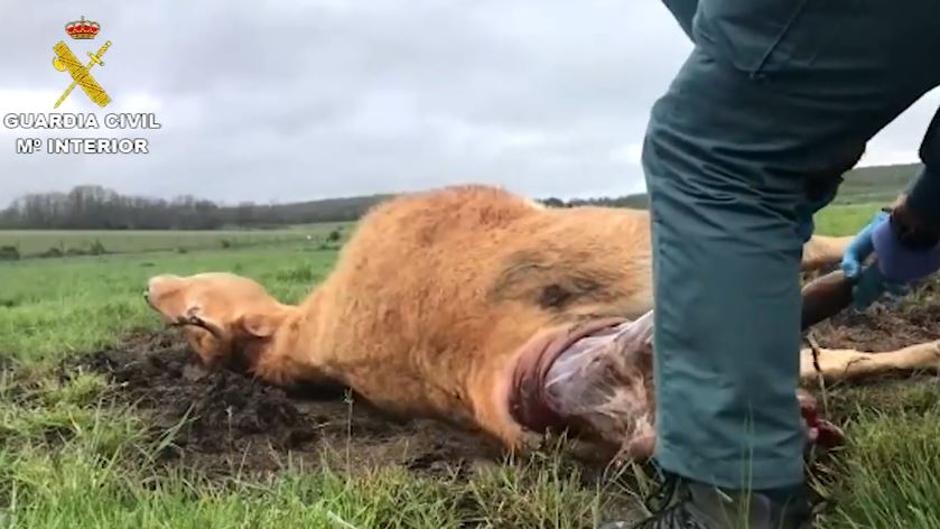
848, 263, 907, 309
841, 211, 888, 280
841, 212, 910, 309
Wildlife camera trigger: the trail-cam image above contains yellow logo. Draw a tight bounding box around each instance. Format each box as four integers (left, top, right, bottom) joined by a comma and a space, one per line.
51, 16, 111, 109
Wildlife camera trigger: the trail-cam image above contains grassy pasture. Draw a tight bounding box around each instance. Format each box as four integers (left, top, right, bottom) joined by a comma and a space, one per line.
0, 222, 353, 258
813, 203, 882, 237
0, 243, 336, 361
1, 205, 940, 528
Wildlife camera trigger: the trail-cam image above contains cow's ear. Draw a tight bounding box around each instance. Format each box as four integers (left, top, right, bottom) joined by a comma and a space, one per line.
236, 309, 288, 339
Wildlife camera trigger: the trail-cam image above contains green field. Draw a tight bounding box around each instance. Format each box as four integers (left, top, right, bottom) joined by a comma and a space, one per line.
0, 222, 354, 258
2, 206, 940, 528
0, 244, 338, 360
813, 203, 883, 237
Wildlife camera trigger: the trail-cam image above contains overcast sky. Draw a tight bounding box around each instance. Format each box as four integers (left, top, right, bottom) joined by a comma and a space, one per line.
1, 0, 938, 208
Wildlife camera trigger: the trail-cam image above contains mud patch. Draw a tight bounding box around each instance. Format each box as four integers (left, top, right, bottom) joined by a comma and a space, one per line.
68, 332, 502, 478
807, 277, 940, 352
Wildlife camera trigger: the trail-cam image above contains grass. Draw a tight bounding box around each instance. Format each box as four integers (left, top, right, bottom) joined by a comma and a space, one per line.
813, 204, 883, 237
807, 379, 940, 529
2, 207, 939, 528
0, 359, 629, 529
0, 446, 616, 529
0, 243, 337, 361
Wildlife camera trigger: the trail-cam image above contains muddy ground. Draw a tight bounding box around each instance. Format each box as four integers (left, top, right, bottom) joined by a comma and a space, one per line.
62, 278, 940, 480
806, 273, 940, 351
70, 332, 502, 479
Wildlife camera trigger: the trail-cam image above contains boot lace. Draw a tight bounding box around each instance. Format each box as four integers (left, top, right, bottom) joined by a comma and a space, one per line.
633, 471, 710, 529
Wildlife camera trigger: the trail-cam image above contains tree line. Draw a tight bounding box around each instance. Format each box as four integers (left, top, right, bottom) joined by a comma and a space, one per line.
539, 194, 649, 210
0, 185, 649, 230
0, 185, 396, 230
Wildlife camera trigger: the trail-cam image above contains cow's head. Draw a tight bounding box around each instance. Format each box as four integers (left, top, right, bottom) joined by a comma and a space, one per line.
145, 272, 293, 372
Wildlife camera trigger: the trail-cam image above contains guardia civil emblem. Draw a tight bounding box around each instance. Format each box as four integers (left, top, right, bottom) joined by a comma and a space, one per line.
51, 16, 112, 109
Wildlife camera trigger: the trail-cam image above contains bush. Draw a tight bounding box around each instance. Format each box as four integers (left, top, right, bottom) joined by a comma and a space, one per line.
40, 247, 63, 258
0, 246, 19, 261
89, 239, 107, 255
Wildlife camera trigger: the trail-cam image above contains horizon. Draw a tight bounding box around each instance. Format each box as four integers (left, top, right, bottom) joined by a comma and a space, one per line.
0, 159, 924, 210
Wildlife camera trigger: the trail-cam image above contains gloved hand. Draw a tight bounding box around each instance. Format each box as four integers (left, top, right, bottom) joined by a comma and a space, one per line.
840, 212, 905, 309
872, 208, 940, 282
841, 210, 940, 309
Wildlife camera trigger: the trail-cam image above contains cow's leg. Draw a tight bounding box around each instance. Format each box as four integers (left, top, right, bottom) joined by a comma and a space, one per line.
801, 235, 856, 273
799, 340, 940, 384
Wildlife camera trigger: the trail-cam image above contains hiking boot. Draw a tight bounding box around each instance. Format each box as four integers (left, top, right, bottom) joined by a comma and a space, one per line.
598, 473, 815, 529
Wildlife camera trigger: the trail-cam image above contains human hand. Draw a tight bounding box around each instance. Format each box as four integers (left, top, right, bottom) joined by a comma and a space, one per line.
841, 212, 904, 309
841, 209, 940, 309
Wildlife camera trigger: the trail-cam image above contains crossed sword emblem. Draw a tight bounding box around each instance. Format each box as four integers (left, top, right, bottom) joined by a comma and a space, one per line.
52, 40, 112, 109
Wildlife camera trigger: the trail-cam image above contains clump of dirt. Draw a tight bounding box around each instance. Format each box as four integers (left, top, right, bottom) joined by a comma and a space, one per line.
68, 332, 501, 478
807, 276, 940, 352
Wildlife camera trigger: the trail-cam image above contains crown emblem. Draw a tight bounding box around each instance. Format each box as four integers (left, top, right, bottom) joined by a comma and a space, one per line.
65, 16, 100, 40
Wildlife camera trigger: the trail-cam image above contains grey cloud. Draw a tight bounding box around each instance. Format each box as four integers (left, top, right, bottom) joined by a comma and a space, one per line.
0, 0, 936, 207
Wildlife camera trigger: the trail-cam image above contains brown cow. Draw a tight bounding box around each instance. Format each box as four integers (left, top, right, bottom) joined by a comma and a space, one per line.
145, 185, 932, 462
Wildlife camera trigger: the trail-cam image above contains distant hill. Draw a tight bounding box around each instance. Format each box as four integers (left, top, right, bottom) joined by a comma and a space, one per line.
830, 162, 921, 205
537, 162, 922, 211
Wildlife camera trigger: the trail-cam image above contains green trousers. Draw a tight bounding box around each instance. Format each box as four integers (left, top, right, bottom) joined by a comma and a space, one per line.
646, 0, 940, 490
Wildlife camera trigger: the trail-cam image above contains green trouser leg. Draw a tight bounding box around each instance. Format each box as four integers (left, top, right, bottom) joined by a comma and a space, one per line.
644, 3, 940, 490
